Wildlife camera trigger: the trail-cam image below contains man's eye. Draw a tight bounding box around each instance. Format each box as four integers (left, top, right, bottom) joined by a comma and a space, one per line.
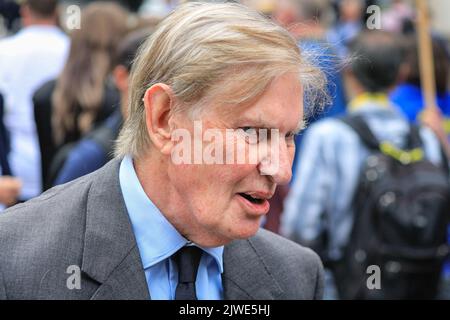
238, 127, 259, 143
240, 127, 256, 134
238, 127, 257, 135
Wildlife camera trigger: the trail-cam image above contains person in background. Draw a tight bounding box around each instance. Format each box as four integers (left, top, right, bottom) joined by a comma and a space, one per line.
391, 36, 450, 300
281, 31, 445, 299
273, 0, 346, 173
71, 0, 144, 12
139, 0, 175, 18
53, 29, 151, 185
0, 93, 21, 211
273, 0, 346, 120
0, 0, 21, 34
0, 0, 69, 202
390, 36, 450, 137
327, 0, 364, 58
381, 0, 414, 34
264, 0, 346, 233
33, 2, 128, 190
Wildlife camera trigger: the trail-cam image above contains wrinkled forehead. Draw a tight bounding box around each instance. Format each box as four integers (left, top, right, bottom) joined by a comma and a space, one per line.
196, 73, 304, 132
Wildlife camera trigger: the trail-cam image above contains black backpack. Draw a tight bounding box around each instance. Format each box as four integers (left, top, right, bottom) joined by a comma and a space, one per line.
333, 115, 450, 299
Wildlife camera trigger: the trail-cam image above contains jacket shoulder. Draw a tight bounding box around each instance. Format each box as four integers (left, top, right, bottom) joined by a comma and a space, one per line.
250, 228, 323, 271
0, 171, 98, 299
250, 229, 324, 299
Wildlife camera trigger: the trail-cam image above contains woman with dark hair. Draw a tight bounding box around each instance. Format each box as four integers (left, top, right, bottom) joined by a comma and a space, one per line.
33, 2, 129, 190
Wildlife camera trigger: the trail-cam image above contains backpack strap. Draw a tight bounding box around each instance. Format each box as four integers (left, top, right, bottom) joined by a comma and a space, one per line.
340, 115, 380, 150
410, 124, 450, 174
341, 115, 424, 150
342, 116, 449, 171
407, 125, 423, 149
440, 146, 450, 175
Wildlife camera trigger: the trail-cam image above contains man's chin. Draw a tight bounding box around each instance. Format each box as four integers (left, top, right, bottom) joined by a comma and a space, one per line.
198, 217, 262, 246
229, 221, 261, 240
202, 227, 260, 247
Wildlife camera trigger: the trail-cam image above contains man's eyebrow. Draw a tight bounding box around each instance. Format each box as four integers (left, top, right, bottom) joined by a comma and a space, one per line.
236, 116, 271, 129
237, 115, 306, 134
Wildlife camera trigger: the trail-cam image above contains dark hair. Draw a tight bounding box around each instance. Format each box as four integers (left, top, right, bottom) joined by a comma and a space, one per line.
52, 2, 129, 145
24, 0, 58, 18
348, 30, 403, 93
114, 29, 152, 72
403, 36, 449, 95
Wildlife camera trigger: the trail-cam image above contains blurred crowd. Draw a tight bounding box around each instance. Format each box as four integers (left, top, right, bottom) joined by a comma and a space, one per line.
0, 0, 449, 299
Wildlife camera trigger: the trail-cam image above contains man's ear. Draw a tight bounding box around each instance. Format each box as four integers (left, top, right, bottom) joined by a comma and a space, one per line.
113, 65, 129, 94
143, 83, 175, 155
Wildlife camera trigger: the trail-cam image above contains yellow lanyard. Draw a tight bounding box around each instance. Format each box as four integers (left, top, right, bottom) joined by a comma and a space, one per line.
444, 118, 450, 135
348, 93, 390, 112
349, 93, 424, 164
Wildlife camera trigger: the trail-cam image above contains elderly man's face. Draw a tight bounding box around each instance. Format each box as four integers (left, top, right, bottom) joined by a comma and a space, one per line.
167, 73, 303, 245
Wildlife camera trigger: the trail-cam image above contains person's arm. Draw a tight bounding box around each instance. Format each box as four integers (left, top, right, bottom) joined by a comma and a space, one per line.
0, 176, 21, 207
420, 108, 450, 159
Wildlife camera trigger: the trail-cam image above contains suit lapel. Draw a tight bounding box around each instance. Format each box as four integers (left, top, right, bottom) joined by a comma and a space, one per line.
90, 246, 150, 300
81, 159, 150, 300
222, 237, 284, 300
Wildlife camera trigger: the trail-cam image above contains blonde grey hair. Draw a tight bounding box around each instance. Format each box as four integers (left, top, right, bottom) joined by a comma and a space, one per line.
115, 1, 326, 158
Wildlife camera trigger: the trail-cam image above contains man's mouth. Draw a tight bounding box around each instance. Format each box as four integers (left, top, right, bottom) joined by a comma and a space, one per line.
236, 191, 272, 215
238, 193, 265, 204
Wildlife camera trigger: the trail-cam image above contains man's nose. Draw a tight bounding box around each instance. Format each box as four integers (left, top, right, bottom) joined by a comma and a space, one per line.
258, 139, 292, 185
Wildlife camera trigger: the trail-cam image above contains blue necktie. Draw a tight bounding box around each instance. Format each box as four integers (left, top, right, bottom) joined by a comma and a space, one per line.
173, 246, 203, 300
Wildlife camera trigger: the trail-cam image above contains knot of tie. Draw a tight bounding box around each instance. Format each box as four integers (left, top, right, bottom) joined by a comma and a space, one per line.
173, 245, 203, 300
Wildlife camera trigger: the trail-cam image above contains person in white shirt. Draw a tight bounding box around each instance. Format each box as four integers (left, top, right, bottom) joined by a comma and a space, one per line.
0, 0, 69, 201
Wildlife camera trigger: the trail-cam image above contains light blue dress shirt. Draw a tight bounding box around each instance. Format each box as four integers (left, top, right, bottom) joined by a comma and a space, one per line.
119, 155, 224, 300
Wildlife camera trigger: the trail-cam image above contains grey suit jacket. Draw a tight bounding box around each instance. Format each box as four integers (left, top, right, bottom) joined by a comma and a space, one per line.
0, 159, 324, 300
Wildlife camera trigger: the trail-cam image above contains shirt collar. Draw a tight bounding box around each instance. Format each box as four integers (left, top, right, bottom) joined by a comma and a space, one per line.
20, 25, 63, 35
119, 155, 224, 272
348, 92, 391, 112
